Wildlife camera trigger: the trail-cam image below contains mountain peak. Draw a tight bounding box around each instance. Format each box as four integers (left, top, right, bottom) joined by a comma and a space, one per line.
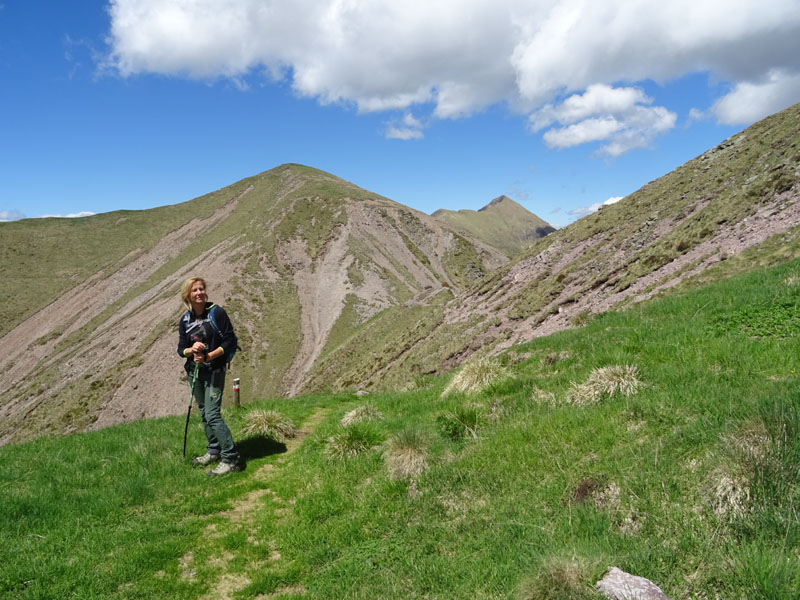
431, 195, 555, 257
479, 195, 516, 211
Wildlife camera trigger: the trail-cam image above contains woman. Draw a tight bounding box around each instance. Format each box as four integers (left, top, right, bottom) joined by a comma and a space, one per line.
177, 276, 240, 476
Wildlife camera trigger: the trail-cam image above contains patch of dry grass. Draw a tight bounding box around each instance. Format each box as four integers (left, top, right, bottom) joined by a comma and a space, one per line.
783, 274, 800, 287
709, 468, 751, 520
341, 404, 383, 426
530, 387, 557, 405
566, 365, 641, 406
241, 409, 296, 442
442, 356, 506, 397
516, 555, 600, 600
385, 428, 430, 480
727, 420, 771, 467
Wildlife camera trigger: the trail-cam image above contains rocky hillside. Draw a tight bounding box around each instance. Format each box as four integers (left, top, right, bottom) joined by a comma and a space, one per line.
0, 165, 506, 444
302, 103, 800, 393
2, 103, 798, 445
432, 195, 555, 257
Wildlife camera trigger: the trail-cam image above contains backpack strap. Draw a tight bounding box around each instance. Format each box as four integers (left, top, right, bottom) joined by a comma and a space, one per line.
207, 304, 240, 369
207, 304, 221, 335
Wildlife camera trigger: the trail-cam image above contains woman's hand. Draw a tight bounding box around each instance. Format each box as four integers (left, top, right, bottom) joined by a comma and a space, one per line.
191, 342, 207, 362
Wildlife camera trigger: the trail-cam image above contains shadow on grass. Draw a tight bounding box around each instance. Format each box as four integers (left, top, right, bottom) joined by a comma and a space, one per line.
238, 436, 287, 462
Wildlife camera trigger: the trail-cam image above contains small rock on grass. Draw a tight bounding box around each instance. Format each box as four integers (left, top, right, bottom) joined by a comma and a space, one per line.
596, 567, 671, 600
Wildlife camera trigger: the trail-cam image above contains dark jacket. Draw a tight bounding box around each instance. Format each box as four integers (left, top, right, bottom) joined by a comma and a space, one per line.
177, 302, 237, 374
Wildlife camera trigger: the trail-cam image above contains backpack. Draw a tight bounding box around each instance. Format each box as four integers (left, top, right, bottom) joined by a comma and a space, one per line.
184, 304, 240, 369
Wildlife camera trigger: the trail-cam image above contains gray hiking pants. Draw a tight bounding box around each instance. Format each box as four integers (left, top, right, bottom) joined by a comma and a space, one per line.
189, 368, 238, 463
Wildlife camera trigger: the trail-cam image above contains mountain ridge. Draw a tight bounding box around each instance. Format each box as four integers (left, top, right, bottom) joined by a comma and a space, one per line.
431, 194, 556, 257
0, 164, 508, 444
1, 104, 799, 445
298, 103, 800, 393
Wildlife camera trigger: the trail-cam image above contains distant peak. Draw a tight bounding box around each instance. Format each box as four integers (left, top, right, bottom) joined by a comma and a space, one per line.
478, 195, 516, 212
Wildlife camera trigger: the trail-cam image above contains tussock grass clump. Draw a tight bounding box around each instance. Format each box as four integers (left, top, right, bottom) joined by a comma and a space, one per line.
341, 404, 383, 426
442, 356, 506, 397
569, 310, 592, 327
516, 556, 600, 600
385, 428, 430, 480
566, 365, 640, 406
437, 405, 483, 440
325, 423, 383, 460
531, 387, 557, 405
241, 409, 296, 442
709, 468, 751, 520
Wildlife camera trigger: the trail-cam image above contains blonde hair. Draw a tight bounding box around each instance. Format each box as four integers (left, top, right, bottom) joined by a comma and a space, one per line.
180, 277, 207, 311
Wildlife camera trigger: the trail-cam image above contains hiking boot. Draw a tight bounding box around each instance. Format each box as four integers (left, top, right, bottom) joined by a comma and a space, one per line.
192, 452, 220, 467
207, 461, 242, 477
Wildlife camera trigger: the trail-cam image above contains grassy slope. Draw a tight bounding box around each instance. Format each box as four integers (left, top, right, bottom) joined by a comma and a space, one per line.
3, 257, 798, 599
312, 104, 800, 394
432, 196, 555, 257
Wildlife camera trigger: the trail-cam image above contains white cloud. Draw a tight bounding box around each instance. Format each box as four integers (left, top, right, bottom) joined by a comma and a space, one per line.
712, 69, 800, 124
104, 0, 800, 148
0, 209, 95, 221
543, 116, 622, 146
385, 126, 423, 141
531, 85, 650, 131
37, 212, 96, 219
0, 209, 25, 222
688, 108, 707, 121
569, 196, 623, 217
534, 85, 677, 156
401, 113, 423, 130
385, 112, 425, 140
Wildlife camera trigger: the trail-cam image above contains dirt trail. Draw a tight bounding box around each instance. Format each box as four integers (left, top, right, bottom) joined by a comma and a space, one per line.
181, 407, 328, 600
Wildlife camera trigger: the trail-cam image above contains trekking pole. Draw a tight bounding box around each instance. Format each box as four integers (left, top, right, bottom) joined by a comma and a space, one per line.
183, 363, 200, 458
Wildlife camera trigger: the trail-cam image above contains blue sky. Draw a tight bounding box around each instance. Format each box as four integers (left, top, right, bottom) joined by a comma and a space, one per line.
1, 1, 799, 227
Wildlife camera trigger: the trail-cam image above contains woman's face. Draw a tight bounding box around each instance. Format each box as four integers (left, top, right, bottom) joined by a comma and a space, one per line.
190, 281, 207, 306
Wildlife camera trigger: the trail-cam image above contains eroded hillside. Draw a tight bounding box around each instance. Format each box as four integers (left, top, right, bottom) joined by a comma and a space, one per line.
2, 104, 799, 445
303, 103, 800, 393
0, 165, 506, 444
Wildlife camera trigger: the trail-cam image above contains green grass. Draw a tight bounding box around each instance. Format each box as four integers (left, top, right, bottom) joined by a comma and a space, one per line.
2, 258, 799, 599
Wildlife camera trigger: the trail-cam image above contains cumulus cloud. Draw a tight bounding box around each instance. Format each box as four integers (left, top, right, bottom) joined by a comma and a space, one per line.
104, 0, 800, 150
533, 85, 677, 156
712, 69, 800, 124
